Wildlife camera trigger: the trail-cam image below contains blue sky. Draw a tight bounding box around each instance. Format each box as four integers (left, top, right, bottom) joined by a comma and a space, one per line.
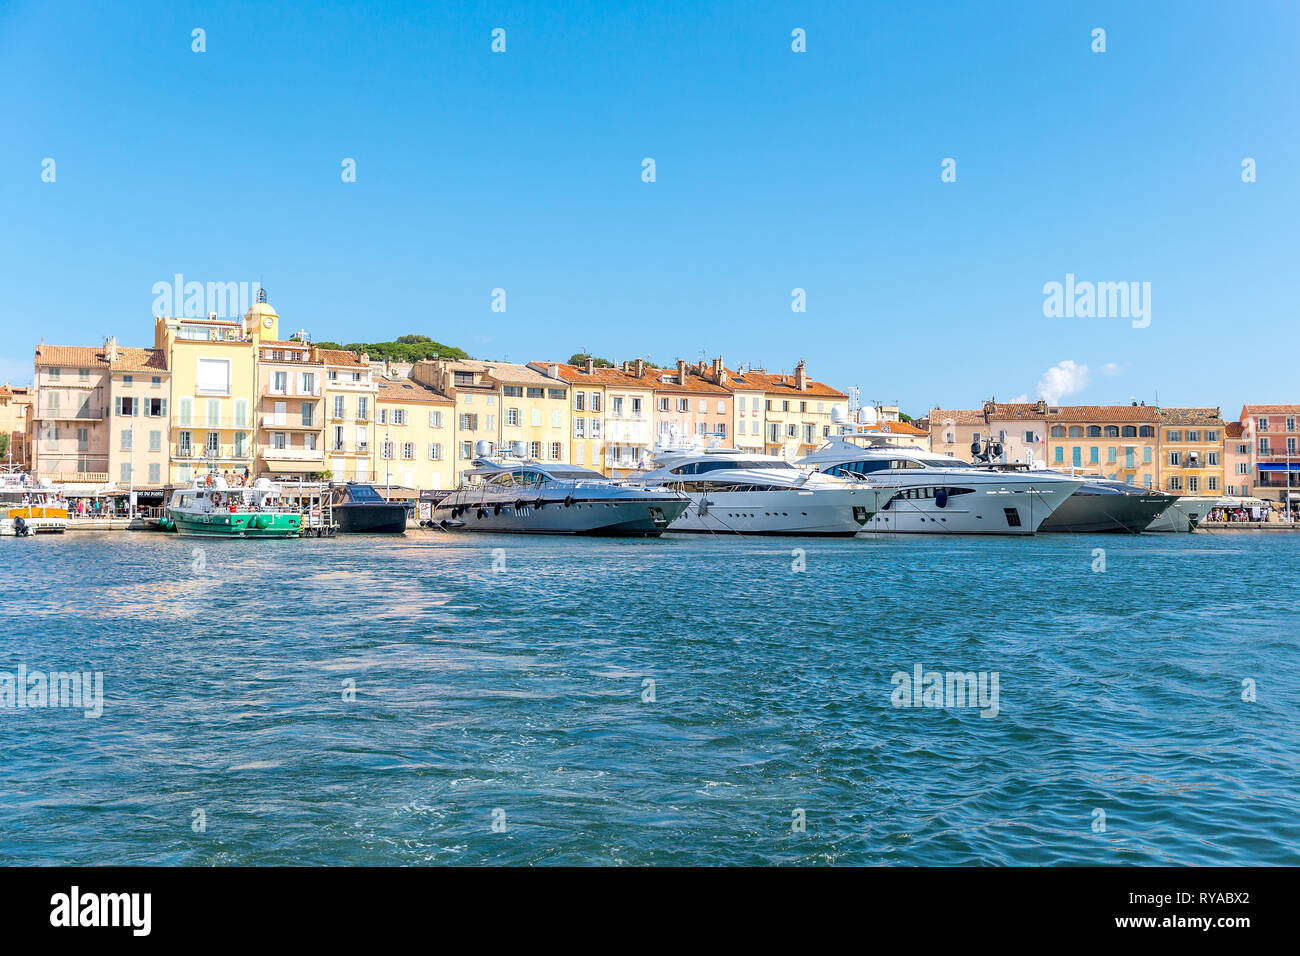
2, 0, 1296, 416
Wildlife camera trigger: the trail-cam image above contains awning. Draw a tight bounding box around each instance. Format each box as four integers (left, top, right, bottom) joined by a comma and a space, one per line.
1257, 462, 1300, 472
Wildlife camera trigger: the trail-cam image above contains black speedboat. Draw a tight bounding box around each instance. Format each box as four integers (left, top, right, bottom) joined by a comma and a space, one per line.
331, 483, 409, 534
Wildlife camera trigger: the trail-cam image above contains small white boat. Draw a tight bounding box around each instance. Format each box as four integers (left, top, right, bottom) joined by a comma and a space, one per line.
0, 476, 68, 535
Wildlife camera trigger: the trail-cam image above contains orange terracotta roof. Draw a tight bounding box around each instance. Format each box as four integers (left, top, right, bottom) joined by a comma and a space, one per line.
1225, 421, 1245, 438
1045, 405, 1160, 422
35, 343, 167, 373
869, 420, 927, 436
985, 402, 1046, 420
725, 368, 845, 398
316, 348, 366, 367
534, 362, 650, 388
929, 408, 985, 426
650, 370, 730, 395
376, 378, 453, 405
1241, 404, 1300, 416
1157, 407, 1223, 425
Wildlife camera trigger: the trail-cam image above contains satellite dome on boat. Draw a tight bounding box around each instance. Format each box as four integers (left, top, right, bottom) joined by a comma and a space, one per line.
831, 405, 849, 424
511, 441, 527, 457
475, 440, 493, 457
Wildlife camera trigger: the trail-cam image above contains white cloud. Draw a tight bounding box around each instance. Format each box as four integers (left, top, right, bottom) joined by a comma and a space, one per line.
1028, 360, 1091, 405
1099, 362, 1121, 376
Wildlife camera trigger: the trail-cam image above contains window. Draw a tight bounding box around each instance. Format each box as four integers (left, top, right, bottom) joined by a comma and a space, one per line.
300, 373, 315, 394
1169, 476, 1182, 491
1050, 425, 1064, 438
234, 399, 247, 428
206, 431, 220, 455
272, 432, 286, 450
1143, 447, 1152, 464
1257, 417, 1268, 431
527, 387, 544, 399
504, 385, 523, 398
1069, 426, 1083, 438
429, 410, 443, 428
1207, 451, 1218, 466
1072, 446, 1081, 467
1169, 452, 1181, 466
121, 429, 132, 451
1089, 447, 1099, 464
334, 396, 345, 418
1289, 438, 1298, 456
1288, 418, 1297, 431
1104, 426, 1119, 438
196, 358, 231, 395
1259, 438, 1270, 454
357, 397, 369, 421
79, 368, 90, 382
149, 430, 161, 452
612, 396, 624, 416
1107, 447, 1117, 463
459, 413, 478, 430
148, 463, 160, 484
1167, 430, 1181, 442
122, 375, 133, 386
1125, 447, 1135, 469
382, 441, 393, 460
121, 463, 131, 483
1054, 446, 1064, 463
461, 441, 473, 459
402, 442, 414, 460
678, 398, 689, 412
588, 392, 599, 409
658, 397, 669, 411
552, 409, 562, 427
378, 408, 387, 425
1206, 430, 1218, 441
591, 418, 602, 438
305, 434, 317, 451
531, 408, 541, 427
206, 398, 220, 427
1187, 430, 1200, 442
273, 371, 287, 392
506, 408, 519, 426
178, 431, 192, 456
301, 402, 313, 427
1088, 426, 1101, 438
392, 409, 406, 426
717, 400, 726, 414
529, 441, 542, 459
1188, 476, 1200, 492
1143, 474, 1153, 489
117, 396, 137, 417
429, 443, 442, 460
573, 418, 586, 438
1207, 476, 1218, 491
145, 397, 165, 417
550, 442, 562, 461
332, 426, 345, 451
49, 368, 60, 381
631, 398, 641, 416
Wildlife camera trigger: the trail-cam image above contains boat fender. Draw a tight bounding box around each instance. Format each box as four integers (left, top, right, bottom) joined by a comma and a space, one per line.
514, 500, 526, 511
477, 509, 487, 520
564, 495, 574, 508
493, 504, 503, 516
255, 514, 271, 530
935, 489, 948, 509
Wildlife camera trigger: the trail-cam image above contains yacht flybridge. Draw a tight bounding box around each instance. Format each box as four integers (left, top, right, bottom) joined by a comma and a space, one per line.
433, 448, 689, 536
797, 432, 1082, 535
638, 448, 882, 535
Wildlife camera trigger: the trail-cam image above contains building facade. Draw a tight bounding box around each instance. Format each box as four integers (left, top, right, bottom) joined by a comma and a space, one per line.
1156, 407, 1224, 497
1223, 421, 1252, 497
105, 341, 171, 492
649, 360, 732, 449
322, 347, 379, 483
1239, 404, 1300, 507
530, 359, 654, 474
0, 384, 33, 471
928, 409, 985, 461
374, 377, 455, 490
982, 401, 1049, 466
32, 344, 114, 482
1045, 405, 1159, 487
256, 338, 325, 480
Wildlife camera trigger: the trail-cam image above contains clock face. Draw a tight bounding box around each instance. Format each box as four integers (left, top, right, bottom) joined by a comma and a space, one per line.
263, 317, 273, 329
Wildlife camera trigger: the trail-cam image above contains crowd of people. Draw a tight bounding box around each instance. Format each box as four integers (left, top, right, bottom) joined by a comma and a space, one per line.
1205, 503, 1296, 523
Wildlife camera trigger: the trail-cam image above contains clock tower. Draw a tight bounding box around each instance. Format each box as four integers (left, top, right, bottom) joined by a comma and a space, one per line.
244, 287, 280, 342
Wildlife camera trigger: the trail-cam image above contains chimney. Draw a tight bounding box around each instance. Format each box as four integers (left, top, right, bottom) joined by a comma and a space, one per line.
549, 363, 560, 379
585, 357, 594, 375
621, 360, 628, 373
104, 336, 118, 363
714, 356, 727, 386
360, 352, 370, 365
676, 359, 687, 385
634, 358, 644, 378
794, 360, 808, 392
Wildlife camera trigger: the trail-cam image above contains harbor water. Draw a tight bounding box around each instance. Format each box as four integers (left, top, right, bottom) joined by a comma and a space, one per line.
1, 531, 1297, 865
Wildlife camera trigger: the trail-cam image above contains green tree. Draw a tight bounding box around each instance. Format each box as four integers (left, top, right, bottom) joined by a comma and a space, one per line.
0, 433, 9, 459
568, 352, 613, 367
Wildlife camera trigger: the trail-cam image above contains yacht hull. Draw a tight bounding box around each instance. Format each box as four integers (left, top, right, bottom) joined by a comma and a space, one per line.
1039, 492, 1174, 534
335, 503, 408, 534
666, 488, 876, 536
433, 495, 688, 536
860, 481, 1079, 535
1145, 496, 1217, 532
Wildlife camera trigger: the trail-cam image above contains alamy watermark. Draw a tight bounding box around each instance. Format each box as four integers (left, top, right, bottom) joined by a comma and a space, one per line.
1042, 273, 1151, 328
1, 665, 103, 718
151, 274, 263, 318
890, 663, 1000, 718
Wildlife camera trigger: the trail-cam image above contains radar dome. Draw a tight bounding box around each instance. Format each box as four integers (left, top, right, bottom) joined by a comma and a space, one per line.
474, 440, 493, 457
831, 406, 848, 424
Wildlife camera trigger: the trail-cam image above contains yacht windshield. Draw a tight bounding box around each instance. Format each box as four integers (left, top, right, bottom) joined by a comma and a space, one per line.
668, 459, 794, 475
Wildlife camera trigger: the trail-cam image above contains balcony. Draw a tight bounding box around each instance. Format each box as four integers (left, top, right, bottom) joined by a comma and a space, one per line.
174, 445, 252, 462
260, 414, 320, 429
38, 406, 106, 420
260, 446, 325, 462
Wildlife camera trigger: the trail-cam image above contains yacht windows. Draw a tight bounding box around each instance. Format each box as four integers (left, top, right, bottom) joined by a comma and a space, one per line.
667, 459, 796, 475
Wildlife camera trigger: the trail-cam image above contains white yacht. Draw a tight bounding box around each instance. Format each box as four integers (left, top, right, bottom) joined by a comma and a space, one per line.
798, 433, 1082, 535
638, 449, 883, 536
433, 450, 689, 536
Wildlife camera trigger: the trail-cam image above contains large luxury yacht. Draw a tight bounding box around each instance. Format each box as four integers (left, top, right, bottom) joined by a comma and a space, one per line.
637, 449, 883, 535
433, 449, 689, 536
797, 434, 1082, 535
1145, 496, 1221, 532
985, 465, 1176, 533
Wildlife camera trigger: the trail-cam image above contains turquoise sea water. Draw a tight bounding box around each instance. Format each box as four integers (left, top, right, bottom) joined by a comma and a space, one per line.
1, 530, 1297, 866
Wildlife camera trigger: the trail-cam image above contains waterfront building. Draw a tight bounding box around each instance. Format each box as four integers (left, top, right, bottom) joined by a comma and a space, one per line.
702, 360, 847, 460
31, 343, 114, 482
982, 401, 1049, 466
927, 409, 985, 461
153, 301, 269, 483
321, 347, 379, 483
0, 383, 34, 471
494, 363, 570, 466
255, 337, 325, 481
1044, 404, 1159, 487
104, 339, 171, 494
373, 376, 455, 490
648, 359, 732, 450
1156, 407, 1224, 498
1239, 404, 1300, 507
853, 417, 931, 450
529, 359, 654, 475
1223, 421, 1252, 497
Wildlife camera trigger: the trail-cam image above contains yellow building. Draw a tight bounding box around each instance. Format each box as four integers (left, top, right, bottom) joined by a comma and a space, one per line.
105, 340, 172, 493
374, 377, 455, 490
928, 408, 986, 460
154, 299, 273, 483
1157, 407, 1225, 497
0, 383, 33, 471
413, 360, 502, 483
529, 359, 652, 474
495, 363, 569, 465
321, 347, 379, 482
255, 338, 325, 480
1045, 405, 1159, 487
713, 360, 847, 460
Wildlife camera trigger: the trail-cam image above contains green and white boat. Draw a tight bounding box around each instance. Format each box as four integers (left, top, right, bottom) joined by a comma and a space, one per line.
160, 477, 302, 538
